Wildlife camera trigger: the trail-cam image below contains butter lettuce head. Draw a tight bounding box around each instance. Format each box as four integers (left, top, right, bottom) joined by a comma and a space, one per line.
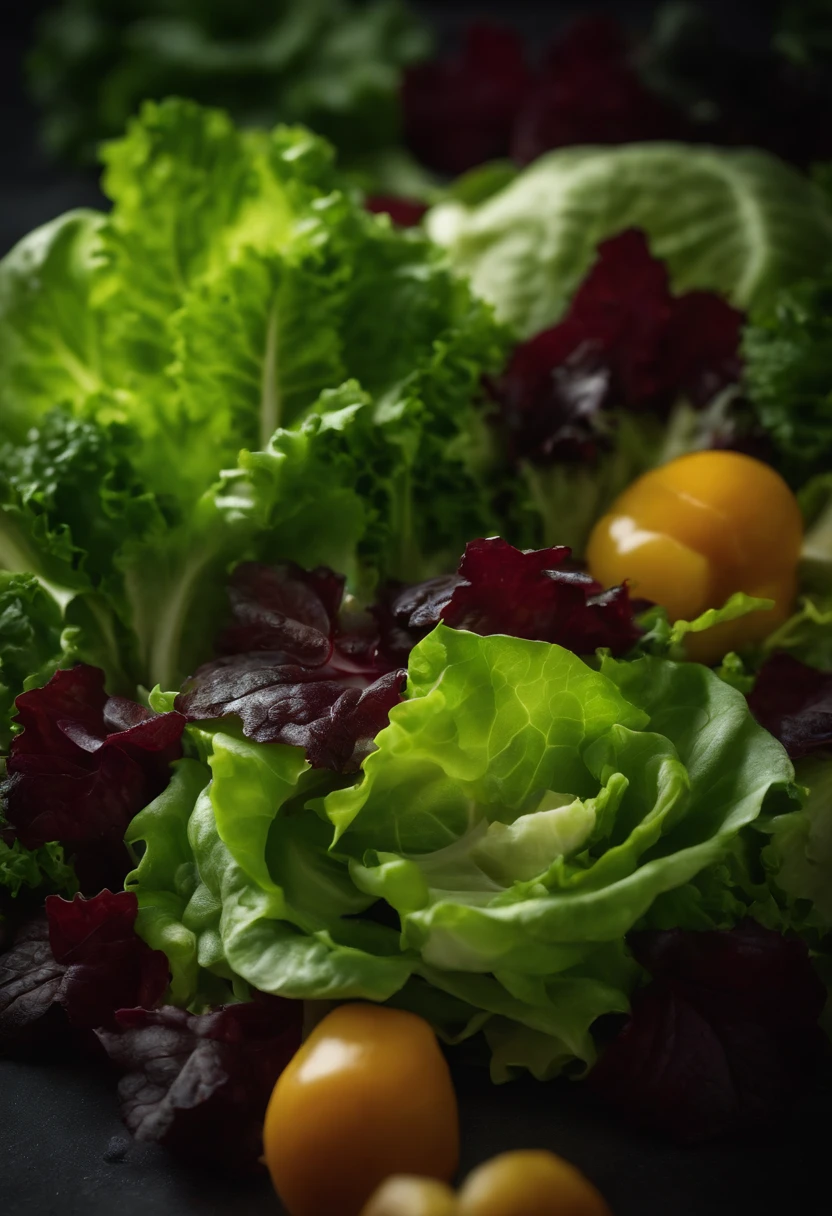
324, 626, 796, 975
427, 144, 832, 338
126, 626, 798, 1080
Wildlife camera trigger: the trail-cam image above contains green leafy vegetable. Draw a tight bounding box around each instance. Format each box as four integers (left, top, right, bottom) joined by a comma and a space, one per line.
426, 143, 832, 338
0, 100, 508, 688
0, 573, 65, 749
28, 0, 430, 168
635, 592, 776, 663
0, 839, 77, 901
744, 272, 832, 482
764, 754, 832, 933
324, 627, 795, 977
126, 734, 413, 1009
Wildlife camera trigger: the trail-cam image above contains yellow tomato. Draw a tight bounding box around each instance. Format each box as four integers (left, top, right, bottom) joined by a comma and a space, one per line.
263, 1004, 460, 1216
360, 1176, 459, 1216
586, 450, 803, 663
456, 1151, 612, 1216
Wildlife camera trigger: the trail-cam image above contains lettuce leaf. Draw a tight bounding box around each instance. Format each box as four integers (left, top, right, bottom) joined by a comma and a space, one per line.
323, 627, 795, 979
765, 754, 832, 931
0, 101, 509, 688
126, 734, 413, 1009
427, 143, 832, 338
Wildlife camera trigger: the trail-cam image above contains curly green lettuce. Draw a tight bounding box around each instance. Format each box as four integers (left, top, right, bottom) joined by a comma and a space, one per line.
0, 100, 509, 689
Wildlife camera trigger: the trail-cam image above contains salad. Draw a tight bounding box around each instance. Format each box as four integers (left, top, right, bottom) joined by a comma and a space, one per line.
2, 9, 832, 1211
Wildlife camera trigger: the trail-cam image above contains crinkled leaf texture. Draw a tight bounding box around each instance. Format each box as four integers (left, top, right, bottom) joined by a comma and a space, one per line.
378, 537, 640, 660
0, 891, 167, 1049
125, 745, 413, 1012
130, 628, 797, 1083
324, 628, 796, 978
427, 144, 832, 338
0, 101, 509, 689
590, 922, 827, 1142
0, 572, 66, 751
2, 665, 185, 893
764, 754, 832, 932
175, 558, 407, 772
96, 998, 302, 1169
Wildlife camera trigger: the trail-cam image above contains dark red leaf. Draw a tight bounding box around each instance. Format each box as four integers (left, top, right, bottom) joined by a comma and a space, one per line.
365, 196, 428, 227
402, 23, 532, 174
97, 999, 303, 1169
0, 893, 167, 1050
179, 562, 406, 769
1, 667, 186, 894
46, 890, 169, 1030
747, 653, 832, 759
512, 18, 687, 165
378, 538, 641, 659
491, 230, 744, 464
218, 561, 343, 666
590, 922, 827, 1142
176, 657, 405, 772
0, 917, 66, 1050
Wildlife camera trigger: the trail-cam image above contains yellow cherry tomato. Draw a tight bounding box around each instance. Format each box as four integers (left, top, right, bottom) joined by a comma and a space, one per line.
360, 1176, 459, 1216
586, 450, 803, 663
263, 1004, 460, 1216
456, 1151, 612, 1216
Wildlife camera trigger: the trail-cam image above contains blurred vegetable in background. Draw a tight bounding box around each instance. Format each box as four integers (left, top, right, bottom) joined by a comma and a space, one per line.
27, 0, 431, 171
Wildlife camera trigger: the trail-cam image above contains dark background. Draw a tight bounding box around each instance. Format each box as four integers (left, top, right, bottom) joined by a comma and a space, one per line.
0, 2, 826, 1214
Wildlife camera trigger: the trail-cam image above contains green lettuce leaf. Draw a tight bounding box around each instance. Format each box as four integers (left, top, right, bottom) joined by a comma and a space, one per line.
0, 838, 78, 902
323, 627, 795, 979
427, 144, 832, 338
0, 572, 66, 749
744, 272, 832, 482
126, 729, 413, 1008
0, 210, 111, 442
0, 101, 509, 687
635, 592, 776, 662
764, 753, 832, 933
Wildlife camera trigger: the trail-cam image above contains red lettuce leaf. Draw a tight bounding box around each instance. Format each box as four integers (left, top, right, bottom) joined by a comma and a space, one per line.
512, 19, 687, 165
97, 999, 303, 1169
365, 196, 428, 228
378, 538, 640, 660
46, 890, 168, 1030
0, 917, 66, 1051
747, 653, 832, 759
218, 561, 344, 666
590, 922, 827, 1142
1, 892, 168, 1050
491, 230, 743, 465
1, 667, 186, 893
176, 657, 405, 772
177, 562, 406, 770
402, 23, 532, 174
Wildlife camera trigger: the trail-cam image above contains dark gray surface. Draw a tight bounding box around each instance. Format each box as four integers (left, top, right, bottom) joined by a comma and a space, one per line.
1, 1055, 827, 1216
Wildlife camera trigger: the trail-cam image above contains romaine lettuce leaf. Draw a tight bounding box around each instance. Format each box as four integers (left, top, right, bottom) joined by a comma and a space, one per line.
427, 144, 832, 338
0, 101, 509, 688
